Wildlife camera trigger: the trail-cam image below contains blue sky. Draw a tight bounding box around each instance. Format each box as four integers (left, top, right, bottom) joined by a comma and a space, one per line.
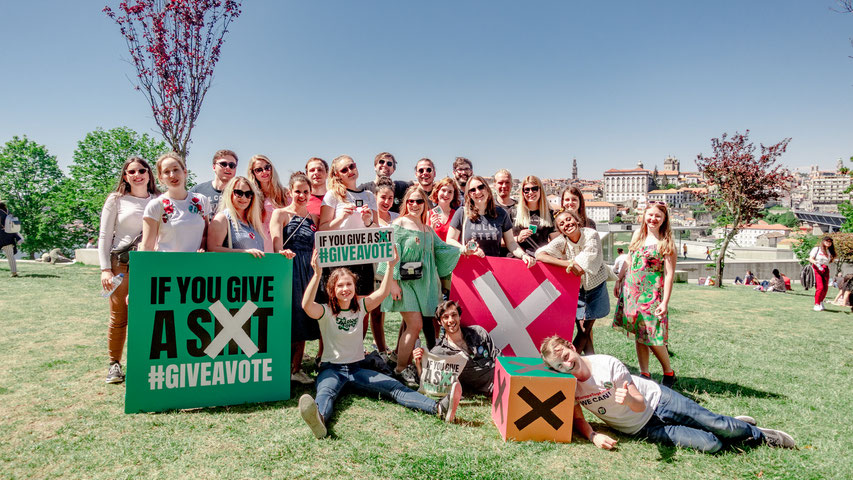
1, 1, 851, 183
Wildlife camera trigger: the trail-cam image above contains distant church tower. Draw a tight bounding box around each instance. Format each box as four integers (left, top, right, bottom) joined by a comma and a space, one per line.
572, 158, 578, 180
664, 155, 680, 173
838, 158, 844, 172
637, 160, 644, 169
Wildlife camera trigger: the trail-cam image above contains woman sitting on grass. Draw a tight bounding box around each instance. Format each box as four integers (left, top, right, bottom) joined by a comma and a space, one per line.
297, 248, 461, 439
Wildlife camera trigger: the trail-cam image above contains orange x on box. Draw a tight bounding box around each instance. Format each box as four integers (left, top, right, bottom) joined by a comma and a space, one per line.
491, 357, 577, 442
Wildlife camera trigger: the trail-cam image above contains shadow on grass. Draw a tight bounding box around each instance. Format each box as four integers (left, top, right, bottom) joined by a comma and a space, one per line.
623, 365, 784, 400
16, 273, 60, 278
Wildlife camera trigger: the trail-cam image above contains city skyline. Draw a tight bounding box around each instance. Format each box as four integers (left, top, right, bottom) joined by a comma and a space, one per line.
1, 1, 851, 183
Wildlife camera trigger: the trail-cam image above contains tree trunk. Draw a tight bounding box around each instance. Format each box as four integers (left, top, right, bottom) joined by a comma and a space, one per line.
714, 229, 737, 288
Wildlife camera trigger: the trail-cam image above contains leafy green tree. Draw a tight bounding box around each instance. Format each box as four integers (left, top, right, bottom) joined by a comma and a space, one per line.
60, 127, 167, 245
0, 136, 66, 257
792, 234, 819, 266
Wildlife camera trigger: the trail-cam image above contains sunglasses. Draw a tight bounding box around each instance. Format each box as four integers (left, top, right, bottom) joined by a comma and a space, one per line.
522, 186, 540, 194
648, 200, 667, 206
216, 161, 237, 169
233, 188, 254, 199
377, 159, 395, 167
418, 167, 433, 174
468, 184, 487, 194
253, 164, 272, 174
407, 198, 425, 205
339, 163, 357, 175
126, 168, 148, 175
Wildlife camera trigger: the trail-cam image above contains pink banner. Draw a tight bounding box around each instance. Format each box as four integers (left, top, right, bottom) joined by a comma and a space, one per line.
450, 256, 580, 357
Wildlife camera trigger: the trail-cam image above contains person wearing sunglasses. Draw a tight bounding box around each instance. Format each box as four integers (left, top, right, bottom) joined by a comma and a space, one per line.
207, 176, 266, 258
142, 152, 210, 253
536, 209, 610, 355
98, 156, 159, 384
358, 152, 410, 214
248, 154, 290, 252
414, 158, 437, 201
190, 149, 239, 213
378, 186, 461, 386
446, 176, 536, 268
318, 155, 378, 299
510, 175, 557, 257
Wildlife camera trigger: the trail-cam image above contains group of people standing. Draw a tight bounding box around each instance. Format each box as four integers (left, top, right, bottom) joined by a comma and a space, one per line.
95, 148, 689, 444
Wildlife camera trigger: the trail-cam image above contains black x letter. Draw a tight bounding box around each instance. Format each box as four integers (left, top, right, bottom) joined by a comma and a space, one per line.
514, 387, 566, 431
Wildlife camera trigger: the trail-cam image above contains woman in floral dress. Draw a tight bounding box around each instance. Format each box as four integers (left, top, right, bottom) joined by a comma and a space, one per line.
378, 186, 461, 385
613, 201, 677, 387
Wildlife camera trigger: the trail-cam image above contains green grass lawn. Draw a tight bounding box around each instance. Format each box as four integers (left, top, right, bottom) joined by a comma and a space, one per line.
1, 261, 851, 479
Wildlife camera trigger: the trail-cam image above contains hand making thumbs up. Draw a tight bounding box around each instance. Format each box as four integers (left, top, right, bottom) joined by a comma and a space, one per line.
614, 381, 629, 405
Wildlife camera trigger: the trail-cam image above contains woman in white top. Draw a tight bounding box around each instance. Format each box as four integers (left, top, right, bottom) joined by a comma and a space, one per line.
809, 236, 836, 311
535, 209, 610, 355
247, 154, 289, 252
207, 177, 266, 257
141, 152, 210, 252
318, 155, 378, 297
98, 156, 159, 384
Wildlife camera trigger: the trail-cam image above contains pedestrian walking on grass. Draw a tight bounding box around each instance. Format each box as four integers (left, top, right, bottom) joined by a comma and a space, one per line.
0, 202, 22, 278
809, 236, 836, 311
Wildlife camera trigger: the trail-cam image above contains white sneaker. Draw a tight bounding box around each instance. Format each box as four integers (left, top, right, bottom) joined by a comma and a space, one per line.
291, 370, 314, 385
299, 394, 327, 439
813, 304, 822, 311
437, 381, 462, 423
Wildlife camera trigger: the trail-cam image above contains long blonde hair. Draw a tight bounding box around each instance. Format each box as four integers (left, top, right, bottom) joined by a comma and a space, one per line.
248, 154, 288, 209
328, 155, 356, 202
220, 177, 266, 240
400, 185, 429, 224
629, 203, 675, 256
514, 175, 553, 229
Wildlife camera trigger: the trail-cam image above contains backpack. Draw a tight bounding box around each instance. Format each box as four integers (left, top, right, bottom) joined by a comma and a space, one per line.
2, 212, 21, 234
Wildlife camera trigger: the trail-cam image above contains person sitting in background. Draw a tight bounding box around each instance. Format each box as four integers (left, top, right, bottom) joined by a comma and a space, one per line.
734, 270, 756, 286
755, 269, 786, 292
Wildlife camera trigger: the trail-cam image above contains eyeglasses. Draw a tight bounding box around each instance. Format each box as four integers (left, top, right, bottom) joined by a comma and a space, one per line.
468, 184, 487, 194
339, 163, 357, 175
126, 168, 147, 175
418, 167, 433, 174
407, 198, 425, 205
216, 161, 237, 170
253, 164, 272, 174
233, 189, 254, 199
377, 159, 395, 167
522, 186, 540, 194
455, 167, 472, 173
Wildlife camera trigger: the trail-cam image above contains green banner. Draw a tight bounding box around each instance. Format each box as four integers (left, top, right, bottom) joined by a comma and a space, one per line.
125, 252, 292, 413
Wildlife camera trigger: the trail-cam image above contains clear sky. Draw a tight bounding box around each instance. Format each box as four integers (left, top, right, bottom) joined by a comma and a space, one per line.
1, 1, 851, 183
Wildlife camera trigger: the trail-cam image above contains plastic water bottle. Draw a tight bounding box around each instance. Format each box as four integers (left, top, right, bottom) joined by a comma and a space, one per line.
101, 273, 124, 298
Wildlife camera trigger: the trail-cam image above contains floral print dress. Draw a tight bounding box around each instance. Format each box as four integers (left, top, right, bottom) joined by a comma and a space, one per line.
612, 244, 668, 346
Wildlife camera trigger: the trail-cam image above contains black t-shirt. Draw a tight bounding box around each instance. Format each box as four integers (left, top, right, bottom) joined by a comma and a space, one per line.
509, 208, 555, 257
449, 207, 512, 257
431, 325, 499, 395
359, 179, 411, 213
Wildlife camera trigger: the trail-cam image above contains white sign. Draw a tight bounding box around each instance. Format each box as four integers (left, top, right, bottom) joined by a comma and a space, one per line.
315, 227, 395, 268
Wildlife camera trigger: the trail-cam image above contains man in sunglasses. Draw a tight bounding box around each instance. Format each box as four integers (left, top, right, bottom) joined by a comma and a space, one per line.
358, 152, 410, 213
414, 158, 437, 206
190, 149, 239, 212
452, 157, 473, 204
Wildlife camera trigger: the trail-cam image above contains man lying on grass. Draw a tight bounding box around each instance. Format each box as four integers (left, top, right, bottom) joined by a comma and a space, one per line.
539, 335, 795, 453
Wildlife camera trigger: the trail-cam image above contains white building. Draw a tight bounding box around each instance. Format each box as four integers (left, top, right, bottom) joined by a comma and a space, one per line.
807, 165, 851, 213
585, 201, 618, 223
712, 220, 791, 247
604, 162, 654, 204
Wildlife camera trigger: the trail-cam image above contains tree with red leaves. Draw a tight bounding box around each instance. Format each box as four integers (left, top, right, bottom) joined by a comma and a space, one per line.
103, 0, 242, 158
695, 131, 793, 287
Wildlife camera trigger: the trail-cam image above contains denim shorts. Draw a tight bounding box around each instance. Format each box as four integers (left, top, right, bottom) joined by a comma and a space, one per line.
578, 281, 611, 320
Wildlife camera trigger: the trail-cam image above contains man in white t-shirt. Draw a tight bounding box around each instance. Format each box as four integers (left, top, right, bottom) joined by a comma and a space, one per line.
612, 248, 630, 278
539, 335, 795, 452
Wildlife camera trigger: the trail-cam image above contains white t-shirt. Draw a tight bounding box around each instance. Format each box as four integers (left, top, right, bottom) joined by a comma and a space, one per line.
143, 193, 210, 252
316, 298, 367, 364
575, 355, 661, 435
612, 253, 630, 277
322, 189, 377, 230
98, 193, 156, 269
810, 246, 831, 267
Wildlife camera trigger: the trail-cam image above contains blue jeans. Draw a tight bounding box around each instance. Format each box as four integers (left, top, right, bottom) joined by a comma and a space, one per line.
636, 386, 763, 453
315, 362, 437, 421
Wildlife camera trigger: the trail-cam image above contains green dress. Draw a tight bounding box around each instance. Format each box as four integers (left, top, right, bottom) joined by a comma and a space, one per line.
612, 244, 669, 346
378, 224, 461, 315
